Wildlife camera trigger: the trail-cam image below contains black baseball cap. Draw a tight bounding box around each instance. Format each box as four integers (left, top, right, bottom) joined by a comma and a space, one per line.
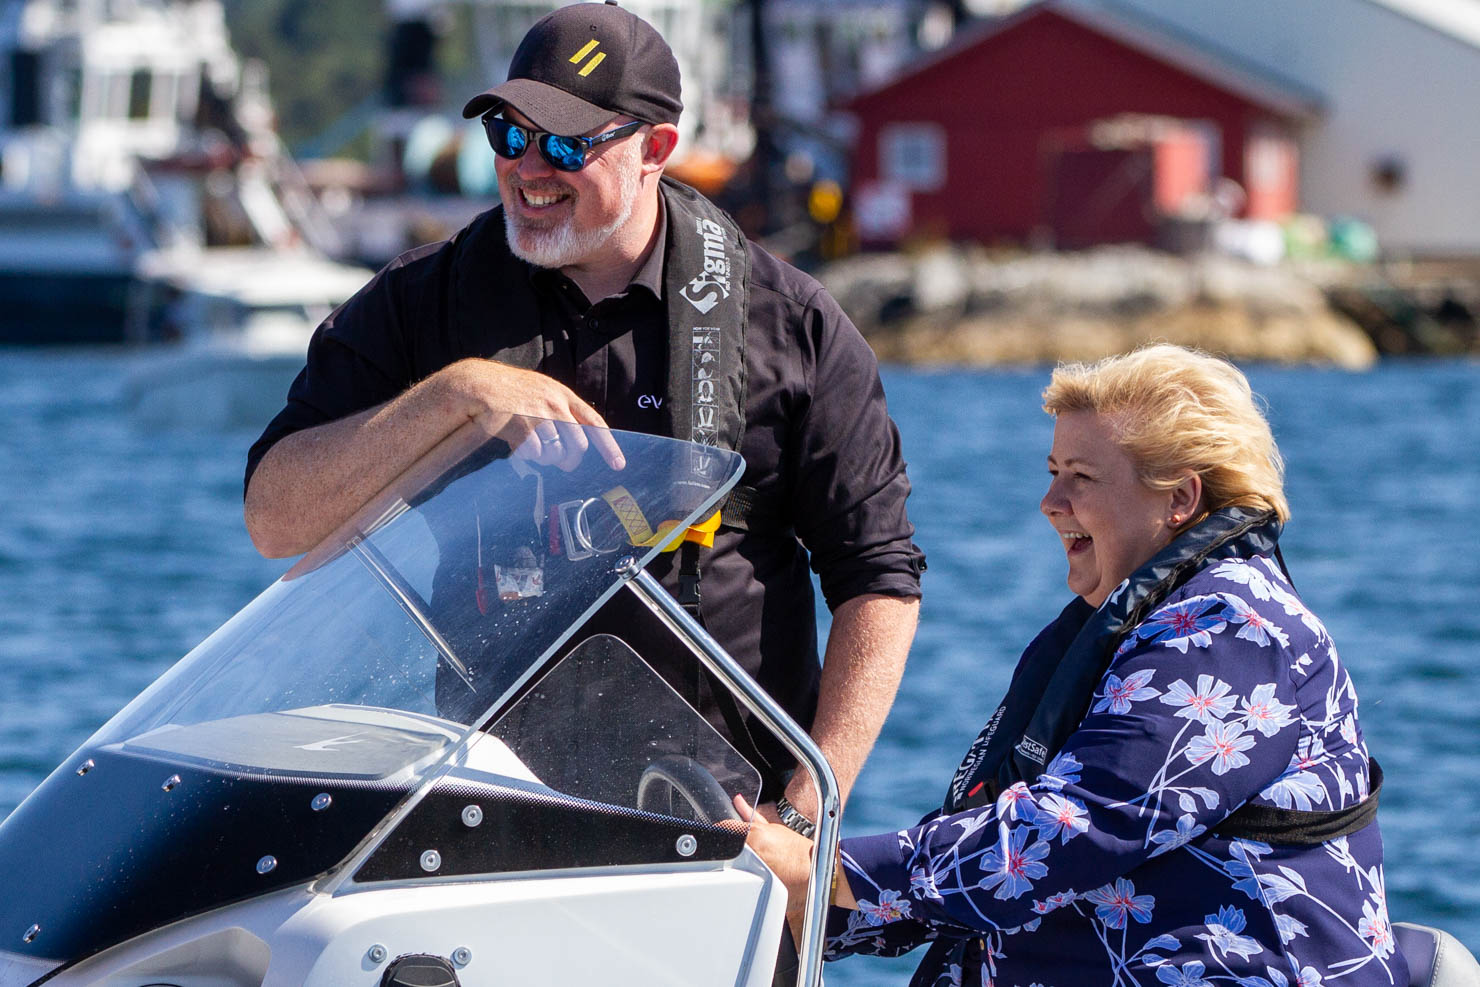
461, 1, 682, 134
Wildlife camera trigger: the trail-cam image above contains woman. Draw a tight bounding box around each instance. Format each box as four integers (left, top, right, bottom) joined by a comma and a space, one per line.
743, 346, 1405, 987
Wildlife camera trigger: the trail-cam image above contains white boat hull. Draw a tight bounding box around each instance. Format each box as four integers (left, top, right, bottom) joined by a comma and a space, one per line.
22, 855, 786, 986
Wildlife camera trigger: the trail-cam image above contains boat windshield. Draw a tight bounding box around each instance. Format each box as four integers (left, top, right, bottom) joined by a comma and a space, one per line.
0, 418, 752, 977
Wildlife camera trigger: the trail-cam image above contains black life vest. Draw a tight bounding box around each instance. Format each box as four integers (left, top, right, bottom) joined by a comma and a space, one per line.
445, 176, 759, 613
946, 507, 1381, 845
435, 177, 782, 780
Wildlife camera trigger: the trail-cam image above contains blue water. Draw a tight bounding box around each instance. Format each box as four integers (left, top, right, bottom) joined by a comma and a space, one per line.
1, 352, 1476, 982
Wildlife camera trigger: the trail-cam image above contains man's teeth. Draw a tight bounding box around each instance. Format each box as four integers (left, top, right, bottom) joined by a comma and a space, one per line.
522, 190, 565, 207
1063, 533, 1091, 543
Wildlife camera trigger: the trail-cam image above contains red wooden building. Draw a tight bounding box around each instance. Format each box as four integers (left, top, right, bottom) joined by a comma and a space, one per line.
843, 1, 1321, 248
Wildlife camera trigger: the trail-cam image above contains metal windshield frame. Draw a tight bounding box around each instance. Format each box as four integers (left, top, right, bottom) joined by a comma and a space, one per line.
618, 558, 839, 987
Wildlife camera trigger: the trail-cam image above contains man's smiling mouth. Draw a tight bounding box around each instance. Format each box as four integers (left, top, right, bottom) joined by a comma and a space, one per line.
519, 187, 569, 208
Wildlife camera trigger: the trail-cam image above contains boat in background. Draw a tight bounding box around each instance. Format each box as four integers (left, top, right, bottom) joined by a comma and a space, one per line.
0, 0, 370, 346
119, 247, 371, 429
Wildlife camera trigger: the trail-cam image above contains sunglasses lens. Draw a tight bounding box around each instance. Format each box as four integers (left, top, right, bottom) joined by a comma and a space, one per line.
488, 119, 529, 159
541, 134, 586, 172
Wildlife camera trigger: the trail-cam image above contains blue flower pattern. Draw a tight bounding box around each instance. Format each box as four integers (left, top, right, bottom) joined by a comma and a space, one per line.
825, 557, 1404, 987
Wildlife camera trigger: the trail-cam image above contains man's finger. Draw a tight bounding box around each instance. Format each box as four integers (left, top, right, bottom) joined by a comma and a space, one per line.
553, 420, 589, 472
514, 429, 559, 464
589, 427, 626, 471
566, 403, 625, 471
495, 415, 542, 460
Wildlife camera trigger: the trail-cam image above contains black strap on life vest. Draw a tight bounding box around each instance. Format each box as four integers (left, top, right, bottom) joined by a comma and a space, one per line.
678, 540, 703, 616
653, 175, 752, 627
1215, 759, 1384, 845
657, 176, 748, 461
650, 180, 797, 791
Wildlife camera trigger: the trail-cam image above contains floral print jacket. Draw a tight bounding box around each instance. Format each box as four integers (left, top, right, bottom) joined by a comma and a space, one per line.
828, 555, 1406, 987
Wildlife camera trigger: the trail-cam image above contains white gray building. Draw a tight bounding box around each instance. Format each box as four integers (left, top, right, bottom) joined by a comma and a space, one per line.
1062, 0, 1480, 257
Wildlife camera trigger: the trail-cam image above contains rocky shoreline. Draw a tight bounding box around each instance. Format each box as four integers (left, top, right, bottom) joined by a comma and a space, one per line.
815, 246, 1480, 370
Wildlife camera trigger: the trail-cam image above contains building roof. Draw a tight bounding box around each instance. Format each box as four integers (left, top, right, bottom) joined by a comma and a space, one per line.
1364, 0, 1480, 52
849, 0, 1326, 120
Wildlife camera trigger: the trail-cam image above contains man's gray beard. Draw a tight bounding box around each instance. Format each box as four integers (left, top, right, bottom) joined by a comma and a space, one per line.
503, 153, 642, 270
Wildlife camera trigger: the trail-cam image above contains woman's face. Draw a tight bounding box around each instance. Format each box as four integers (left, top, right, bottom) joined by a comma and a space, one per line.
1040, 411, 1190, 608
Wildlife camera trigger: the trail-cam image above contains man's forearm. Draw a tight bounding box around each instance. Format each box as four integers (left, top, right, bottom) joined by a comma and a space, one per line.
784, 593, 919, 821
246, 359, 624, 559
244, 373, 472, 558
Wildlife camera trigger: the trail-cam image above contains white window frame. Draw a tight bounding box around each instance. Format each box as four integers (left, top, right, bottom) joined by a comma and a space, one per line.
878, 121, 946, 192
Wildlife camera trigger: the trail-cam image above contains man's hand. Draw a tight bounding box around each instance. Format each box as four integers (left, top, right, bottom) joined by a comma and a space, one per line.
733, 794, 856, 944
246, 359, 624, 558
442, 359, 625, 472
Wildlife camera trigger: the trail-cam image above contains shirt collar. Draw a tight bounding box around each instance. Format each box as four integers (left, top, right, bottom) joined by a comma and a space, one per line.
628, 193, 667, 300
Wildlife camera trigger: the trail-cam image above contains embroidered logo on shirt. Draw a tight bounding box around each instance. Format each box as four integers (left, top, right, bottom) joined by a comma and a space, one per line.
637, 394, 664, 409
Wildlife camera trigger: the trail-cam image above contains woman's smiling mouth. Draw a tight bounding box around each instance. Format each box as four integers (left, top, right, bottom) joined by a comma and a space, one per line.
1061, 531, 1092, 554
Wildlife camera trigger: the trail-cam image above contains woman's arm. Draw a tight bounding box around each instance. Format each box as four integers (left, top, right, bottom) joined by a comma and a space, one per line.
739, 798, 949, 959
838, 578, 1308, 939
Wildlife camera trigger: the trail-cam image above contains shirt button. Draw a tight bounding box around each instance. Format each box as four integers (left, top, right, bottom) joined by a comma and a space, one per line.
588, 318, 599, 331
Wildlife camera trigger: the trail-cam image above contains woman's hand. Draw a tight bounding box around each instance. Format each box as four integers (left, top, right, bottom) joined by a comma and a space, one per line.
735, 795, 814, 906
733, 795, 858, 940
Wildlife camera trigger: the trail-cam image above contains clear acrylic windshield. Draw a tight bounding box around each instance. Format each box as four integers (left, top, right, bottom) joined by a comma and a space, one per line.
0, 418, 750, 976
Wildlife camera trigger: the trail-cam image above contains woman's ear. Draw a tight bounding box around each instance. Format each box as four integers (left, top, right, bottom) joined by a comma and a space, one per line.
1167, 473, 1203, 527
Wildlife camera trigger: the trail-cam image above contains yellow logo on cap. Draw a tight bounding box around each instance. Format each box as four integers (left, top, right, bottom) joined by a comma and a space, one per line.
568, 39, 607, 77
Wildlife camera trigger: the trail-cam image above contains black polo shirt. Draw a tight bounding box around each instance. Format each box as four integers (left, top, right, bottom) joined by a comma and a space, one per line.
247, 199, 924, 783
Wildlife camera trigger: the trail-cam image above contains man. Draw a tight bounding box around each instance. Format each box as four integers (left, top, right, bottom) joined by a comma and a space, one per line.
244, 0, 922, 831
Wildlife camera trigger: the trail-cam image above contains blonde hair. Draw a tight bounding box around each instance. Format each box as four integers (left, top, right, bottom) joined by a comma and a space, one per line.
1042, 345, 1289, 522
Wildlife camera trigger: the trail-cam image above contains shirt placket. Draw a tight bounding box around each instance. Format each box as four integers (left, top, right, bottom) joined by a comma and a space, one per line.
573, 304, 609, 419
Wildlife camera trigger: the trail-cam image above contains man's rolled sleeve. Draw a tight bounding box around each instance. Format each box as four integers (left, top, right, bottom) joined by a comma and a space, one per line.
789, 286, 924, 611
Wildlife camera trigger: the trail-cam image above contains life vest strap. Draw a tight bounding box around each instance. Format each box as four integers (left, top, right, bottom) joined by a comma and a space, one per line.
1215, 759, 1383, 845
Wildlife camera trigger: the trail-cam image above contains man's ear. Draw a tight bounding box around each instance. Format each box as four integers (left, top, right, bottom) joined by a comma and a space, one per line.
642, 123, 680, 172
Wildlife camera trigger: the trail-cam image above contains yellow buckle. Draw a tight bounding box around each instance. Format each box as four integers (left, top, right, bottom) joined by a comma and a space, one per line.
600, 487, 720, 552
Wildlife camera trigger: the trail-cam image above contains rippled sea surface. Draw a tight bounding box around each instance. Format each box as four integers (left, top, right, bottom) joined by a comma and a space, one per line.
1, 351, 1476, 983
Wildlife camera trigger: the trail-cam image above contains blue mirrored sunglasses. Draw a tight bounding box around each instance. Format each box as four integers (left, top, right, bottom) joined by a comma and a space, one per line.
483, 117, 644, 172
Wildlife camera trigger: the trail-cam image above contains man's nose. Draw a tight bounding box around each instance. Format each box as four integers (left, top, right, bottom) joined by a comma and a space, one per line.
515, 144, 557, 179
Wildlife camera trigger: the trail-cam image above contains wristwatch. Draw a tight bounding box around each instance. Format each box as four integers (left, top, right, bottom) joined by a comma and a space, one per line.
774, 795, 816, 839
